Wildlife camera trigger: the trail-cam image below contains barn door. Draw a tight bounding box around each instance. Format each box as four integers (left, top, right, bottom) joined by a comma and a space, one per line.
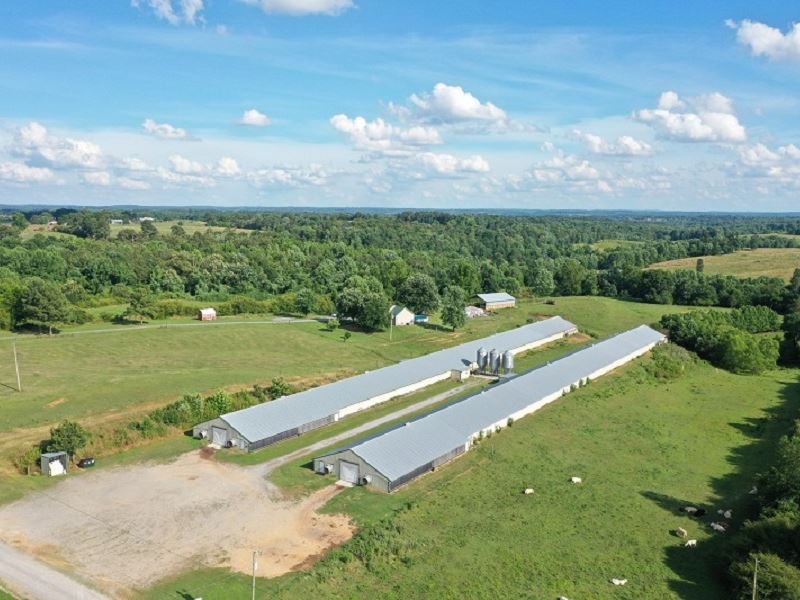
340, 461, 359, 484
211, 427, 227, 446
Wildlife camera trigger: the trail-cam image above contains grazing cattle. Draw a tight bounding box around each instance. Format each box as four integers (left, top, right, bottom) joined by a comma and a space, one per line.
570, 476, 582, 484
723, 509, 733, 520
610, 578, 628, 586
710, 522, 726, 533
558, 597, 571, 600
749, 485, 758, 495
523, 488, 534, 495
694, 508, 707, 517
675, 527, 688, 538
682, 506, 698, 515
685, 539, 697, 548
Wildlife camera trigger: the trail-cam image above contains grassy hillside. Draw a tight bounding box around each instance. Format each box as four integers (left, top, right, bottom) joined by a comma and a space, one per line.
0, 297, 693, 434
649, 248, 800, 281
145, 354, 800, 600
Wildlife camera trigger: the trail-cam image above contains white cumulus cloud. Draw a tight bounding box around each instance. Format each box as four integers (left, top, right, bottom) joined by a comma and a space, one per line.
169, 154, 205, 174
0, 161, 54, 183
572, 130, 653, 156
142, 118, 191, 140
727, 19, 800, 62
330, 114, 442, 154
633, 91, 746, 142
239, 109, 271, 127
11, 122, 104, 169
531, 148, 600, 182
240, 0, 354, 16
736, 143, 800, 182
131, 0, 205, 25
216, 157, 241, 176
415, 152, 490, 175
410, 83, 507, 124
247, 163, 329, 187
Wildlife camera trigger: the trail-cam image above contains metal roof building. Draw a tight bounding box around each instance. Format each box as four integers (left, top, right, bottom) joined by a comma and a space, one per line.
476, 292, 516, 311
315, 325, 665, 492
193, 316, 578, 451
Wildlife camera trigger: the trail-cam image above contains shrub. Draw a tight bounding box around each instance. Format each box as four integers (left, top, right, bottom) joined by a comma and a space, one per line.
46, 420, 90, 457
153, 299, 197, 318
266, 377, 293, 399
12, 445, 40, 475
646, 344, 695, 380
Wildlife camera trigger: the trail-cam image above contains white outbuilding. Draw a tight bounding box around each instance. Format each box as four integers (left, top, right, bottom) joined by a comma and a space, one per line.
198, 307, 217, 321
389, 305, 414, 326
41, 451, 69, 477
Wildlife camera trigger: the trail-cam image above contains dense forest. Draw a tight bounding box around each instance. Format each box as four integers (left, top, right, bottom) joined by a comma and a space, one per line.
2, 208, 800, 334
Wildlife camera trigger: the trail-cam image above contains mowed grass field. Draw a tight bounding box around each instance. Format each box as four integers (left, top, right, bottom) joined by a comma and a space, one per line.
0, 297, 699, 436
109, 220, 248, 237
649, 247, 800, 281
145, 354, 800, 600
20, 220, 248, 240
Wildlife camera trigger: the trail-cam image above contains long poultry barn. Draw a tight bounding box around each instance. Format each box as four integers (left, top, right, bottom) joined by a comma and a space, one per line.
193, 316, 578, 451
314, 325, 666, 492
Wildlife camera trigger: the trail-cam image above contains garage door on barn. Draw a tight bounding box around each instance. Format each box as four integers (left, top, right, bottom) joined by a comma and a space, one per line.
339, 461, 359, 484
211, 427, 228, 446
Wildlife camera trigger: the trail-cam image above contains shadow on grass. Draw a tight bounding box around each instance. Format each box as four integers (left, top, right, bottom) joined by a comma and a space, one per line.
641, 376, 800, 599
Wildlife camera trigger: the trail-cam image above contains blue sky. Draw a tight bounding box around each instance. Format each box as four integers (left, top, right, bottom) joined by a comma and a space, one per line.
0, 0, 799, 210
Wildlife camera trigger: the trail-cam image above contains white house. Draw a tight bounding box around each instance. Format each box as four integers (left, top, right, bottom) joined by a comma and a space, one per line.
390, 305, 414, 326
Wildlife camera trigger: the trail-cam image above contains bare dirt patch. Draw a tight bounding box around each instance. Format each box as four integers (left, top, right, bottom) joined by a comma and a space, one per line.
0, 450, 353, 598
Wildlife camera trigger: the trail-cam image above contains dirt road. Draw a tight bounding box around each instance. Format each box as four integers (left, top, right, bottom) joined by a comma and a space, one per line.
0, 541, 108, 600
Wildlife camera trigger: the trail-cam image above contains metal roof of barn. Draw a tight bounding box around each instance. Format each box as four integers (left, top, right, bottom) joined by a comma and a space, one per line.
338, 325, 665, 483
219, 316, 577, 443
477, 292, 516, 303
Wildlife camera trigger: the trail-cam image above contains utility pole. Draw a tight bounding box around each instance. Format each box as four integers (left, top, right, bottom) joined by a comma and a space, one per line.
252, 550, 261, 600
752, 555, 759, 600
12, 342, 21, 392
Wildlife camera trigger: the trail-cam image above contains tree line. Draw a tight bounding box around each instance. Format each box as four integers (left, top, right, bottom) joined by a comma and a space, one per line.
2, 209, 800, 332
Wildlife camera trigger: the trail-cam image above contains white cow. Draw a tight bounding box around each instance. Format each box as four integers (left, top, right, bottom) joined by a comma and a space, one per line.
710, 522, 726, 533
570, 476, 583, 484
675, 527, 688, 538
523, 488, 534, 495
685, 539, 697, 548
749, 485, 758, 495
723, 509, 733, 520
683, 506, 698, 515
610, 578, 628, 586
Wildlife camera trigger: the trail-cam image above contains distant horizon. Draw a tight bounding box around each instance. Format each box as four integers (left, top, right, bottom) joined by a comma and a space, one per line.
4, 203, 800, 217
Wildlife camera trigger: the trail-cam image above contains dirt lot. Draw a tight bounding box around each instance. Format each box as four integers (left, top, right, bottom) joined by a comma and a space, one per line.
0, 450, 354, 597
